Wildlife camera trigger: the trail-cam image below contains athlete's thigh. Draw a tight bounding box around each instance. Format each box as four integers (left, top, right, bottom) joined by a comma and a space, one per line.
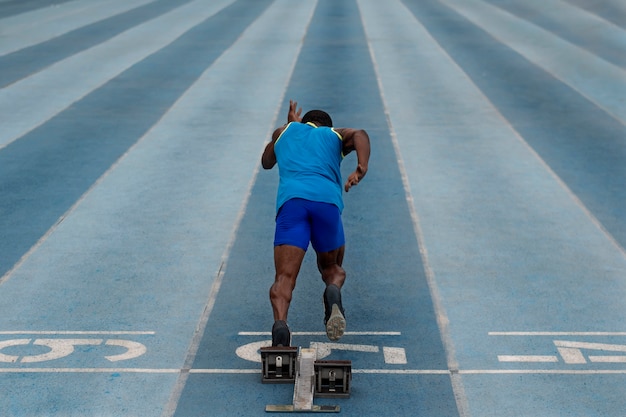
274, 198, 311, 251
274, 244, 307, 279
308, 201, 344, 254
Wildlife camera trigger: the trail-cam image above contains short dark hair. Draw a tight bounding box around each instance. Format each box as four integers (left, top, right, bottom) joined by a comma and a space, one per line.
301, 110, 333, 127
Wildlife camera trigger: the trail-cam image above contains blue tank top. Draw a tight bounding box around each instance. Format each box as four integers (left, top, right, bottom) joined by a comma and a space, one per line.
274, 122, 344, 212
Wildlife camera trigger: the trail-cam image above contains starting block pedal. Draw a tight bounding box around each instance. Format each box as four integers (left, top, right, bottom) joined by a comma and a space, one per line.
260, 346, 298, 384
314, 360, 352, 398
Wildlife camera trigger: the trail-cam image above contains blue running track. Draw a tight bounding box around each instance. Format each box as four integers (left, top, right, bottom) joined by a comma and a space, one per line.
0, 0, 625, 416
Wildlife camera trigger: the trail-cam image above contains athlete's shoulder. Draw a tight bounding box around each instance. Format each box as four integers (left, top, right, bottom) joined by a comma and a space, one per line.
275, 121, 300, 143
330, 127, 343, 140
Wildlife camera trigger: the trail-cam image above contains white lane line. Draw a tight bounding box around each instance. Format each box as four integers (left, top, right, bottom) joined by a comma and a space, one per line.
0, 0, 156, 56
0, 0, 236, 150
440, 0, 626, 127
511, 0, 626, 49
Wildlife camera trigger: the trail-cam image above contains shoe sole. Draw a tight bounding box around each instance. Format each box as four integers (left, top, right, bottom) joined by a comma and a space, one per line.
325, 304, 346, 341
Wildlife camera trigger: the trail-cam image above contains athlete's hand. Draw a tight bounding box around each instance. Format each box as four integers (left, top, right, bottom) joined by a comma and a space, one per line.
344, 164, 367, 192
287, 100, 302, 123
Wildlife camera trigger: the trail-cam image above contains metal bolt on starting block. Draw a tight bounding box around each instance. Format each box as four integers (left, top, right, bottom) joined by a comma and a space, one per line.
260, 346, 298, 384
314, 360, 352, 398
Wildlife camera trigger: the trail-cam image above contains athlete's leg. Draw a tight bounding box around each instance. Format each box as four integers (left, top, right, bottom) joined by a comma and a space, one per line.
310, 201, 346, 286
316, 246, 346, 288
316, 248, 347, 341
271, 199, 310, 321
270, 244, 306, 322
309, 201, 347, 341
270, 199, 310, 346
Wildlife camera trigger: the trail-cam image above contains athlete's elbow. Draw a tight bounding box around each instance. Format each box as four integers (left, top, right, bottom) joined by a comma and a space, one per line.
261, 156, 276, 169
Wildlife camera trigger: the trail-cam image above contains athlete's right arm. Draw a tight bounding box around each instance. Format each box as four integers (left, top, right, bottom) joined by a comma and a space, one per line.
262, 101, 300, 169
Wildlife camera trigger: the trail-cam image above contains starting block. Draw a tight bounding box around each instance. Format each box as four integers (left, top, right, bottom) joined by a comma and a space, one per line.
262, 345, 352, 413
314, 360, 352, 398
261, 346, 298, 383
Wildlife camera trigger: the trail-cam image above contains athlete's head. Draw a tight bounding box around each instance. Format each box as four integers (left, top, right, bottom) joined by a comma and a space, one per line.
301, 110, 333, 127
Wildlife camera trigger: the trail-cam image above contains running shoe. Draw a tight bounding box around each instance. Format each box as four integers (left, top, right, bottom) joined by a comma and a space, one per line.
323, 284, 346, 341
272, 320, 291, 347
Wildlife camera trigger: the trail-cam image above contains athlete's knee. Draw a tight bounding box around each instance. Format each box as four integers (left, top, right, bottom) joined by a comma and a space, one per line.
270, 273, 296, 301
320, 264, 346, 287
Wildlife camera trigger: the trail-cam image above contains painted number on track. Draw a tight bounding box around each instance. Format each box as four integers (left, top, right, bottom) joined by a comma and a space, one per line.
0, 338, 147, 363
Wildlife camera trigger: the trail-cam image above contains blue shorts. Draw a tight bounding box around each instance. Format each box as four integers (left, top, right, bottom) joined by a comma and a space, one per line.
274, 198, 345, 253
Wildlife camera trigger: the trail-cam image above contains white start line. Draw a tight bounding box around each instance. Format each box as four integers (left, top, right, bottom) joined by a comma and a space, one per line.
1, 331, 625, 374
492, 332, 626, 365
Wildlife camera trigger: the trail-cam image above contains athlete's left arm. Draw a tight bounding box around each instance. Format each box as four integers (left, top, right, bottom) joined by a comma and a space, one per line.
335, 128, 371, 191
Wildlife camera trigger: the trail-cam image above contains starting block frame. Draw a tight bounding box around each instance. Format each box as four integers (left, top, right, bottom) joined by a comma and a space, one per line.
261, 346, 352, 413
